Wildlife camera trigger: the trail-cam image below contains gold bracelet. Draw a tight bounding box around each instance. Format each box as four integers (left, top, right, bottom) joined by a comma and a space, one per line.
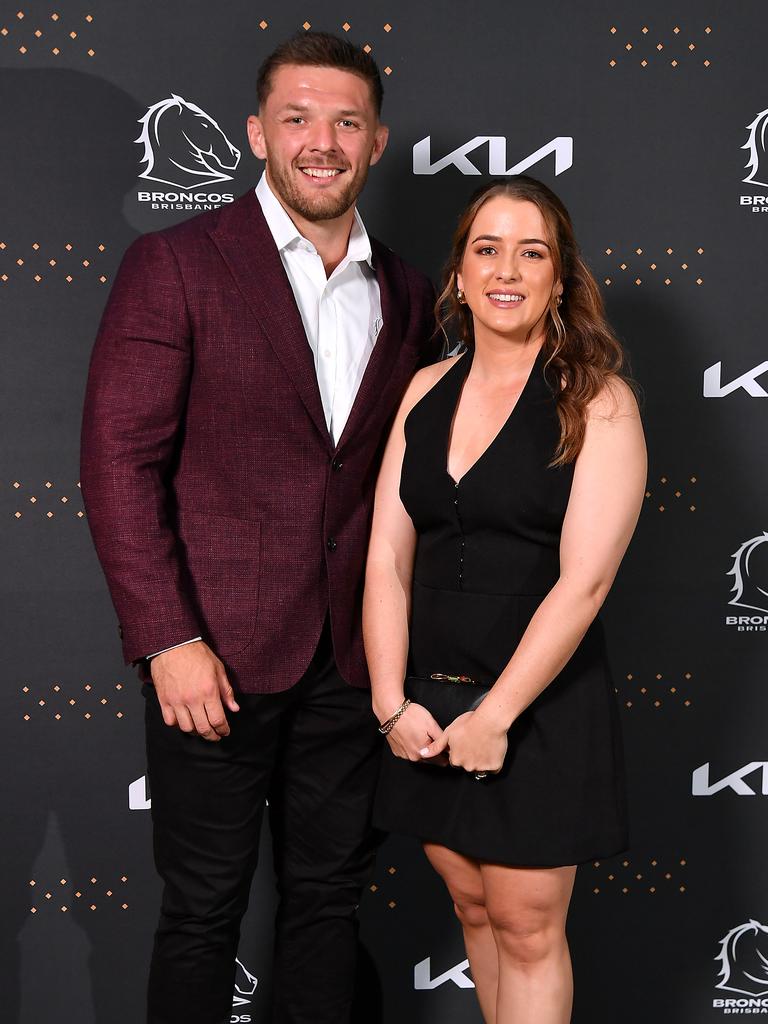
378, 698, 411, 735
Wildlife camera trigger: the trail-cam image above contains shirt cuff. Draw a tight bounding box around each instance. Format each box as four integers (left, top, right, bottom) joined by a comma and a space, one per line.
146, 637, 202, 660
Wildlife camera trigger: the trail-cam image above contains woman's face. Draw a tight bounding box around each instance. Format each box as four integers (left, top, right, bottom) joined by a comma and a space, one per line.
457, 195, 562, 345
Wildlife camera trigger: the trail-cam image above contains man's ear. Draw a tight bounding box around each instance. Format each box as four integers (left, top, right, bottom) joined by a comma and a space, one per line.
368, 123, 389, 167
246, 115, 267, 160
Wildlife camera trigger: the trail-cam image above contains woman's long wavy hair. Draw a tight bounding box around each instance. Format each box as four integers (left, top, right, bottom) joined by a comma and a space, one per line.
436, 176, 634, 466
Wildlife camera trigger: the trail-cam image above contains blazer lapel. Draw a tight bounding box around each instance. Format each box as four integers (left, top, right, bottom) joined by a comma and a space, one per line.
209, 190, 332, 450
336, 240, 407, 452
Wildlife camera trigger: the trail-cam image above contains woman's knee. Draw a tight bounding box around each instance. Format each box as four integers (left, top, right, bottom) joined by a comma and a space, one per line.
452, 893, 489, 930
487, 913, 565, 964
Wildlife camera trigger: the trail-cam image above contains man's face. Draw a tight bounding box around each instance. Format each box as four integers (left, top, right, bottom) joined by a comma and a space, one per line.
247, 64, 388, 222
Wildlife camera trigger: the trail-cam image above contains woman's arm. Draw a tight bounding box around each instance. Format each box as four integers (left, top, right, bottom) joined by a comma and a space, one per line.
363, 358, 459, 758
421, 377, 647, 772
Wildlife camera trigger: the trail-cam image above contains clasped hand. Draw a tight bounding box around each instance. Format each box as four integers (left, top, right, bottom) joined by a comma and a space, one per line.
384, 701, 447, 763
419, 710, 507, 774
387, 704, 507, 774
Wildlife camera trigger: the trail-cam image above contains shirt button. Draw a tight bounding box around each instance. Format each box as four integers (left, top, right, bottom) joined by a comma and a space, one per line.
331, 458, 343, 472
323, 349, 332, 358
327, 537, 338, 552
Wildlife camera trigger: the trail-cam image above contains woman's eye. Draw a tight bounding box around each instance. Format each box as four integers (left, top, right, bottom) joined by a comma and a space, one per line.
477, 246, 496, 256
523, 249, 544, 259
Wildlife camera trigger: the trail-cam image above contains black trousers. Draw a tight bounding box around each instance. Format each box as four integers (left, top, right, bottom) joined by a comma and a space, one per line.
143, 619, 383, 1024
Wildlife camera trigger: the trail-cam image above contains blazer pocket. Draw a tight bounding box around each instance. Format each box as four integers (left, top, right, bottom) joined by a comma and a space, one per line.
179, 511, 261, 657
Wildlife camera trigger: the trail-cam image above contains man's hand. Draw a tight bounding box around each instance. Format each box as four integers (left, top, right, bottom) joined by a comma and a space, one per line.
150, 640, 239, 741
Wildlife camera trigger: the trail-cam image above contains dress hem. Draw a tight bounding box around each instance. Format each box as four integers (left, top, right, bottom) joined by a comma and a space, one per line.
375, 821, 630, 869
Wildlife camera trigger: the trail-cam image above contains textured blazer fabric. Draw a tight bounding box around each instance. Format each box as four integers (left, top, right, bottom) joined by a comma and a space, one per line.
81, 189, 437, 693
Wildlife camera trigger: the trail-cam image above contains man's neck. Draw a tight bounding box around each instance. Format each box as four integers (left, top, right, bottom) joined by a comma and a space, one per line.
298, 212, 355, 277
267, 172, 356, 277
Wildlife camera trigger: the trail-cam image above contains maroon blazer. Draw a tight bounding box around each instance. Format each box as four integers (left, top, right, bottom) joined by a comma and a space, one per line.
81, 189, 437, 693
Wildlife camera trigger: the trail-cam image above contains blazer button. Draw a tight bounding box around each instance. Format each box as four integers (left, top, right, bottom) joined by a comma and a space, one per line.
327, 537, 337, 552
331, 457, 343, 472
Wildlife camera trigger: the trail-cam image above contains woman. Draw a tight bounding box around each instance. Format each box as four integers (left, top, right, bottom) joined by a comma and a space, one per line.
363, 176, 646, 1023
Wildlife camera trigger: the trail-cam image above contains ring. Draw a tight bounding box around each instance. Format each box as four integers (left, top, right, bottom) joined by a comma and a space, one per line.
474, 772, 488, 780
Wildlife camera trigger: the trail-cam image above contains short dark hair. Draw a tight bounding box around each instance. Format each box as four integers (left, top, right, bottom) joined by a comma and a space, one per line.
257, 31, 384, 115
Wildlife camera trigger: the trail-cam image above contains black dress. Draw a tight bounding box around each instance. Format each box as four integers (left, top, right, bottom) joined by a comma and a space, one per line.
373, 346, 628, 866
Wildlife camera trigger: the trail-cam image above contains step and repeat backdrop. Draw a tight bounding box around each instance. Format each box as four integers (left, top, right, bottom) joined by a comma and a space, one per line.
2, 0, 767, 1021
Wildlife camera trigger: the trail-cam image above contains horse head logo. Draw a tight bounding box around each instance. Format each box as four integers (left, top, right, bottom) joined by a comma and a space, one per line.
716, 920, 768, 996
742, 108, 768, 188
135, 94, 241, 189
233, 958, 258, 1007
727, 533, 768, 615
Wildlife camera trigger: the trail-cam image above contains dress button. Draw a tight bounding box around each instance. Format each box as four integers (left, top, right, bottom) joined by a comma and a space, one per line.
327, 537, 337, 552
331, 458, 343, 472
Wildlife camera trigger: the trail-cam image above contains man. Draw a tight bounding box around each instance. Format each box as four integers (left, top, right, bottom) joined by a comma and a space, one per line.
81, 32, 437, 1024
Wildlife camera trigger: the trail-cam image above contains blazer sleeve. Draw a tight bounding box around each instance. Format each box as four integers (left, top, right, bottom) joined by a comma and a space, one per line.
80, 232, 203, 664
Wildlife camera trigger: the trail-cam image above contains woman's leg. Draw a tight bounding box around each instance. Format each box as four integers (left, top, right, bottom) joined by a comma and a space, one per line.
423, 843, 499, 1023
481, 862, 576, 1024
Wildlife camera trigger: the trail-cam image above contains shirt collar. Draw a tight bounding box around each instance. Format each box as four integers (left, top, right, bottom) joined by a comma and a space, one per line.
255, 172, 373, 269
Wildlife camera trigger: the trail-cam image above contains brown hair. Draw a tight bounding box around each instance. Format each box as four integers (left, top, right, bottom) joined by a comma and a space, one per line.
256, 31, 384, 115
436, 176, 634, 466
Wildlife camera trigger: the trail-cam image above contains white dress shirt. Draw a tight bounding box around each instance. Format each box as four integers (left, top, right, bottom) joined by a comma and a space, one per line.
147, 173, 382, 661
255, 172, 382, 446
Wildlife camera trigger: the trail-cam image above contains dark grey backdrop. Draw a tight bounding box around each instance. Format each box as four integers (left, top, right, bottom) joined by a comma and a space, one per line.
3, 1, 768, 1021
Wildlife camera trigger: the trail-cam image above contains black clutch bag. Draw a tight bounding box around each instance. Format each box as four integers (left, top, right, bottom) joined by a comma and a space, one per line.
404, 673, 492, 731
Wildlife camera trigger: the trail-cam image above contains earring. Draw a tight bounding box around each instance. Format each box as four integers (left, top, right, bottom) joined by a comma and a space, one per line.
457, 289, 466, 304
556, 295, 562, 306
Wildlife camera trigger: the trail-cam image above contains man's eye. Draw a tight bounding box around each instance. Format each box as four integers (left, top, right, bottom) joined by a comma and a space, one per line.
339, 120, 357, 128
289, 117, 305, 125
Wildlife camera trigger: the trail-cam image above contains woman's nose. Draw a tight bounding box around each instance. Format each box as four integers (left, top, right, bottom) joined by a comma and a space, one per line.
496, 260, 520, 281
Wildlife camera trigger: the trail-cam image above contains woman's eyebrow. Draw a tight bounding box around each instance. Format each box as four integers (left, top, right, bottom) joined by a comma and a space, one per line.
470, 234, 551, 248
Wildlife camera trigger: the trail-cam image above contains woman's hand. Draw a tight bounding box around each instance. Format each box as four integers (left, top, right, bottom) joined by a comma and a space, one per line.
420, 710, 508, 774
385, 702, 446, 763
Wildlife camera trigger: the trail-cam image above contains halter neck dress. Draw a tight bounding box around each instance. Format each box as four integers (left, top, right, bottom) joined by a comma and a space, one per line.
373, 346, 628, 866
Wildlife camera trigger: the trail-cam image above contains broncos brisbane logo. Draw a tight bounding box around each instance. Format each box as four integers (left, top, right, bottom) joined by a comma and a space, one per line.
136, 94, 241, 189
233, 958, 257, 1007
742, 108, 768, 189
727, 532, 768, 615
716, 920, 768, 997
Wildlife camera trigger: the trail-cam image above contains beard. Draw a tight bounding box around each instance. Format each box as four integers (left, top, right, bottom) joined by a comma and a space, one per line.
267, 155, 371, 222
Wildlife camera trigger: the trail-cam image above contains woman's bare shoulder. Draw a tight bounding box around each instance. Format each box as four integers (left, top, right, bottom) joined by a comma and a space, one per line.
399, 353, 464, 418
586, 375, 640, 422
